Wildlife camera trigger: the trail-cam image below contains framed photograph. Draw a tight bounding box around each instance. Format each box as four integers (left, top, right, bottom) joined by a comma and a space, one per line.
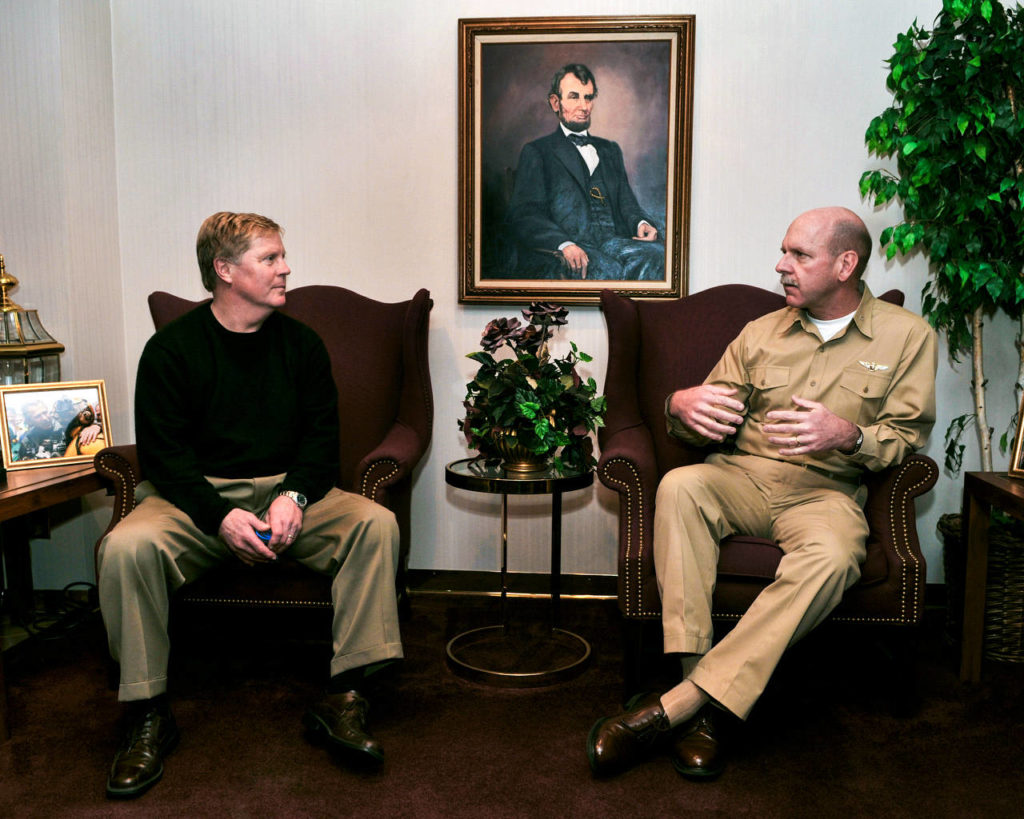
0, 380, 112, 471
1010, 401, 1024, 479
458, 15, 695, 305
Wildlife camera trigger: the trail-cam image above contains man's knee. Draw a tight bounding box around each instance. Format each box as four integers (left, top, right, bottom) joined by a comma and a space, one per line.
329, 500, 399, 561
363, 502, 398, 547
780, 538, 864, 593
98, 521, 164, 581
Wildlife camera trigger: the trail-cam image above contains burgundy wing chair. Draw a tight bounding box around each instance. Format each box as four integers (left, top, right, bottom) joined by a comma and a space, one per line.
94, 285, 433, 615
598, 285, 938, 691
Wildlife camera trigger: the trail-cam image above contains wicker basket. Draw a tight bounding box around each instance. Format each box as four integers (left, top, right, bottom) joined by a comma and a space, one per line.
939, 513, 1024, 664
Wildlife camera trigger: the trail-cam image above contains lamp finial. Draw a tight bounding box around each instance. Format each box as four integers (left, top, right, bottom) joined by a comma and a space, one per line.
0, 255, 24, 312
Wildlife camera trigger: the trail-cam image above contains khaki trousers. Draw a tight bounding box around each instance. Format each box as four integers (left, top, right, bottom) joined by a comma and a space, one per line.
97, 475, 403, 701
654, 453, 868, 720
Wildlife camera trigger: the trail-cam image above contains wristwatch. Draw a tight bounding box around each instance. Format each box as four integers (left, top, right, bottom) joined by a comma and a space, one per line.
279, 490, 308, 510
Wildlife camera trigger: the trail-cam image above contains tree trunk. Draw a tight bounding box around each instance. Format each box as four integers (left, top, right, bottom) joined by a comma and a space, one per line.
973, 305, 993, 471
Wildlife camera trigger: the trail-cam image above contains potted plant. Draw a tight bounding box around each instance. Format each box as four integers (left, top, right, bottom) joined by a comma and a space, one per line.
860, 0, 1024, 659
460, 302, 606, 473
860, 0, 1024, 474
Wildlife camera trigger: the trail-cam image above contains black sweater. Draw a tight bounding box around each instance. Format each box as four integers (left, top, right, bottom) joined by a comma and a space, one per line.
134, 303, 339, 534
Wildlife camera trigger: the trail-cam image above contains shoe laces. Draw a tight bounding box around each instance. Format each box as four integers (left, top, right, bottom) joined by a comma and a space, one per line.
126, 707, 166, 746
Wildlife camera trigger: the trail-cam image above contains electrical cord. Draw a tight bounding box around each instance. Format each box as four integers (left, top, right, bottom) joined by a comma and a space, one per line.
17, 581, 99, 641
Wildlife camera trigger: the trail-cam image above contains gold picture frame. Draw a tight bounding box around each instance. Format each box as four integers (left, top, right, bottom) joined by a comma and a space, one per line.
458, 15, 695, 304
0, 380, 112, 470
1010, 403, 1024, 479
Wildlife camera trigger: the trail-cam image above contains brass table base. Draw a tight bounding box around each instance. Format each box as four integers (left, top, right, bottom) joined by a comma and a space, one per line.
446, 625, 591, 688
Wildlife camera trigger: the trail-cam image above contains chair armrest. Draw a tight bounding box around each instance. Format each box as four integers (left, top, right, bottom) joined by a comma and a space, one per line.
862, 452, 939, 563
93, 444, 142, 553
355, 421, 429, 506
598, 423, 663, 618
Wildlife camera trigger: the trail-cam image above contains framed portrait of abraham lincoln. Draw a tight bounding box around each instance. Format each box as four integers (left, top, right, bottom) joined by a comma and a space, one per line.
458, 15, 695, 304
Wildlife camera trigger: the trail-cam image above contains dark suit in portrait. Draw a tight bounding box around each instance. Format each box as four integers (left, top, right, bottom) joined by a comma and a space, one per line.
506, 130, 664, 281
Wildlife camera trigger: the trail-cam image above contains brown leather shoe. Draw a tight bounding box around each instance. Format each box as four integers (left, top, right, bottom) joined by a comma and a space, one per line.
106, 703, 180, 799
303, 690, 384, 763
587, 692, 670, 776
671, 704, 725, 779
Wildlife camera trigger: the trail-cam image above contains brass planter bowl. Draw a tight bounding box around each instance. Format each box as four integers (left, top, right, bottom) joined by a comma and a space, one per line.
490, 428, 550, 473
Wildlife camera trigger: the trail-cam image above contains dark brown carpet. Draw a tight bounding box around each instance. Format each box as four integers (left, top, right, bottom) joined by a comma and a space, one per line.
1, 594, 1022, 818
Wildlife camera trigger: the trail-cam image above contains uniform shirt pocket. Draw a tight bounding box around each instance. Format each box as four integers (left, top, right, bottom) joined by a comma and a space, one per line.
839, 366, 892, 425
748, 366, 790, 417
749, 366, 790, 392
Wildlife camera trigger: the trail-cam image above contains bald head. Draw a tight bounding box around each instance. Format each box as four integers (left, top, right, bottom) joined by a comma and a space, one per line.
800, 207, 872, 279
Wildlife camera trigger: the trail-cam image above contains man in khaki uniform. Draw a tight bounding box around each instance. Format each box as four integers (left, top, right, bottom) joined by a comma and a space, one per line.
587, 206, 937, 779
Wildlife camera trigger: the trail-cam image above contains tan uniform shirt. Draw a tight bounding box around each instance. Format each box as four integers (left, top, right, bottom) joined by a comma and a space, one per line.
667, 284, 938, 479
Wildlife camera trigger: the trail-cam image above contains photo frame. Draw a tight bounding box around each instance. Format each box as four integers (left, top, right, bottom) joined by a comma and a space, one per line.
0, 380, 112, 471
458, 15, 695, 304
1010, 399, 1024, 479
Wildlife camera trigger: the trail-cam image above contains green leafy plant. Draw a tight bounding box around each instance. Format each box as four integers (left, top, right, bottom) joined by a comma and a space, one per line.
460, 302, 606, 472
860, 0, 1024, 472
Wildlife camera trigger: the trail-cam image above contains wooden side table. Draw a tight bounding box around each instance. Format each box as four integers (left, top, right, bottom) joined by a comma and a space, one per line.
0, 463, 106, 740
960, 471, 1024, 682
444, 457, 594, 687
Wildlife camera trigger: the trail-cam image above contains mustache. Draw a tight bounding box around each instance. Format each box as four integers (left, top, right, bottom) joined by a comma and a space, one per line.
780, 278, 797, 287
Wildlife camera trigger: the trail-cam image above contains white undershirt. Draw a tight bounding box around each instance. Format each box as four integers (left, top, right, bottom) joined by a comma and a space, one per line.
809, 309, 856, 341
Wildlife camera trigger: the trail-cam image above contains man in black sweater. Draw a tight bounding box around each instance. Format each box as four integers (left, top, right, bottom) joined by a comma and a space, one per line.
98, 212, 403, 799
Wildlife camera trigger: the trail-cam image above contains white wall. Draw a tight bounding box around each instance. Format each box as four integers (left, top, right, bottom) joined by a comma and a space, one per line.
1, 0, 1003, 589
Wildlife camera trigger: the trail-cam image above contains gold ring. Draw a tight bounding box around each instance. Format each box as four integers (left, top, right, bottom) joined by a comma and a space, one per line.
794, 435, 801, 446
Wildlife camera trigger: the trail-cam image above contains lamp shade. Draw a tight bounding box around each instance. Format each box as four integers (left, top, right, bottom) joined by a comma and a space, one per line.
0, 254, 64, 385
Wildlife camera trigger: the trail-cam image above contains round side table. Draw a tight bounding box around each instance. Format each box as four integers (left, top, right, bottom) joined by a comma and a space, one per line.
444, 457, 594, 687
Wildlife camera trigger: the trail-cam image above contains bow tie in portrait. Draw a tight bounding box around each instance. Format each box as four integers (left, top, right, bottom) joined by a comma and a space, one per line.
567, 133, 593, 146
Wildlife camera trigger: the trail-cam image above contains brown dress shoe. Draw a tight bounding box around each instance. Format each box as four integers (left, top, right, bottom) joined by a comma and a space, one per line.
303, 690, 384, 763
587, 692, 670, 776
106, 704, 180, 799
671, 704, 725, 779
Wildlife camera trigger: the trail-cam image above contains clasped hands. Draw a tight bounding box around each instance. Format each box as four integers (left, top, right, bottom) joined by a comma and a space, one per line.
217, 495, 304, 566
668, 385, 859, 456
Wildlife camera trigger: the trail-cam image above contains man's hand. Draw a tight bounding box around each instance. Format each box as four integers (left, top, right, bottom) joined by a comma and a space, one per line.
219, 508, 278, 565
634, 222, 658, 242
560, 244, 589, 278
763, 395, 860, 456
668, 385, 745, 442
264, 494, 304, 554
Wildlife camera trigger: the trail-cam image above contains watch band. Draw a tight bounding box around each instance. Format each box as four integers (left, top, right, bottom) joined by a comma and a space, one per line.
848, 427, 864, 455
279, 490, 307, 509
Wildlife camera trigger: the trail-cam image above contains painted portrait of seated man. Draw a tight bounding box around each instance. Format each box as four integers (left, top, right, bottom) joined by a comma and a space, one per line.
504, 63, 665, 281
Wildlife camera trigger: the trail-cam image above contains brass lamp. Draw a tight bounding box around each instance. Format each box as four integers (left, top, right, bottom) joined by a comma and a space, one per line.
0, 254, 63, 384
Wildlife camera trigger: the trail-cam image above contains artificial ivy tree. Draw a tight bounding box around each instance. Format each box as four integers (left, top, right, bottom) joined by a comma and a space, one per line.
860, 0, 1024, 472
